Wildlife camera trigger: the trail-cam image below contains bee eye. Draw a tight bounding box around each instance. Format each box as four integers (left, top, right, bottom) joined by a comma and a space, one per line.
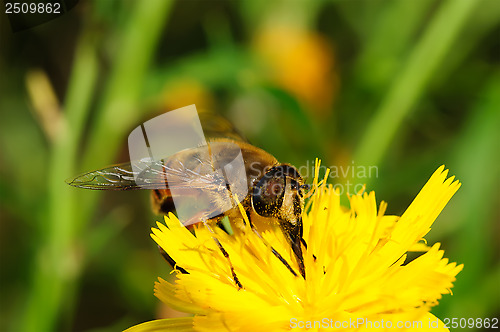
252, 169, 286, 217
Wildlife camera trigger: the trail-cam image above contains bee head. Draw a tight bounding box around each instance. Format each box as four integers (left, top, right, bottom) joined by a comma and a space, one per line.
252, 164, 308, 277
251, 164, 308, 223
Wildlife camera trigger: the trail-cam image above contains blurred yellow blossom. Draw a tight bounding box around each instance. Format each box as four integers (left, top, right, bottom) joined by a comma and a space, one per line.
253, 24, 338, 114
162, 79, 215, 112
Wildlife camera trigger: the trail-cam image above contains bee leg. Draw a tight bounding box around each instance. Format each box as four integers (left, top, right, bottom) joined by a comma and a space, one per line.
288, 217, 306, 278
244, 210, 299, 278
204, 222, 243, 289
158, 246, 189, 274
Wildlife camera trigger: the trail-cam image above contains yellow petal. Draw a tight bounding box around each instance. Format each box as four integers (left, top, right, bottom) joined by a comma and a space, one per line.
374, 166, 461, 268
154, 278, 207, 315
124, 317, 195, 332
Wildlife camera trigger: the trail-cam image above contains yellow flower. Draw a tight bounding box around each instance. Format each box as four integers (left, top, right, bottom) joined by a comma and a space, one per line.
126, 165, 462, 331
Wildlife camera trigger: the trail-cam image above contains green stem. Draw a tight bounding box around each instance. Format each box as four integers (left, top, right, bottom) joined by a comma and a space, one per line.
20, 31, 98, 332
75, 0, 174, 251
83, 0, 174, 171
20, 1, 173, 330
354, 0, 478, 167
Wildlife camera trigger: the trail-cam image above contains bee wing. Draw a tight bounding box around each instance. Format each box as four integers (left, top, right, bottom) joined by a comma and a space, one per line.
65, 162, 138, 190
67, 141, 249, 225
198, 110, 248, 142
65, 159, 224, 191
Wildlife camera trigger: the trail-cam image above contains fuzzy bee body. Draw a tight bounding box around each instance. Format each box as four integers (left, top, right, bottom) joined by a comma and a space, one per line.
67, 113, 308, 278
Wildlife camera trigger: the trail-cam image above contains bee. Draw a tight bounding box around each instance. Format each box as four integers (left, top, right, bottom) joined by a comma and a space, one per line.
67, 108, 309, 285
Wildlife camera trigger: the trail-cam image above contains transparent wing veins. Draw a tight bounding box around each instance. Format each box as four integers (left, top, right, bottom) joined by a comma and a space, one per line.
66, 159, 225, 191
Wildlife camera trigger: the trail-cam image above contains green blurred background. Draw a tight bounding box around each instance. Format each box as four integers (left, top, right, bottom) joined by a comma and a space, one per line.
0, 0, 499, 331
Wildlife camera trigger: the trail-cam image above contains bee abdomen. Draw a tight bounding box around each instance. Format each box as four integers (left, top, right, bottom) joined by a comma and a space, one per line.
151, 189, 176, 215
